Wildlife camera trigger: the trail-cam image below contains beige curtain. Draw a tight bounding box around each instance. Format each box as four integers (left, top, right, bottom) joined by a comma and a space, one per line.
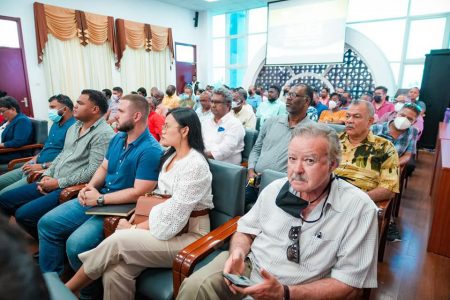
120, 46, 171, 94
42, 35, 114, 102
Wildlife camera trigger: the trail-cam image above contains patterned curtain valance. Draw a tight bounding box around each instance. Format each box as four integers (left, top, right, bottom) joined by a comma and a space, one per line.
34, 2, 116, 63
115, 18, 174, 67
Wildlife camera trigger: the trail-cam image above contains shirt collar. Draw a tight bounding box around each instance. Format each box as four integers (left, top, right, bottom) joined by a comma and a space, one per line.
215, 111, 233, 124
119, 128, 151, 147
75, 115, 107, 130
340, 130, 376, 146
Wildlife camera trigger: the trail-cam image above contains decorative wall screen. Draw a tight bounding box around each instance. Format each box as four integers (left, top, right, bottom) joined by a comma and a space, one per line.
256, 48, 375, 99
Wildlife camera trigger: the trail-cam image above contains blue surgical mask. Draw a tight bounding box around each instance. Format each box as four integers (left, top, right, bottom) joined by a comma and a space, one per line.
48, 108, 64, 122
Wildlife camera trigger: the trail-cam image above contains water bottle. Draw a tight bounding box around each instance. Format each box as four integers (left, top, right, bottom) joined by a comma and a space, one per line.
444, 107, 450, 124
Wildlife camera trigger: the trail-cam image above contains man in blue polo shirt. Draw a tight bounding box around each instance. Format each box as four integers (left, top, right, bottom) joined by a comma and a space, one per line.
38, 94, 162, 279
0, 94, 76, 196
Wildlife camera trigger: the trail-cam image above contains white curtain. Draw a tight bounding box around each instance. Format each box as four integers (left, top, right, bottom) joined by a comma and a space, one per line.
42, 35, 114, 101
119, 46, 171, 94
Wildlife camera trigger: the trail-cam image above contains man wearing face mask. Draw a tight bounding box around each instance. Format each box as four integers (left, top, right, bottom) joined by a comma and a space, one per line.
256, 85, 287, 127
372, 103, 420, 167
373, 86, 394, 120
105, 87, 123, 125
247, 85, 262, 112
318, 94, 346, 124
340, 91, 352, 110
231, 88, 256, 130
0, 94, 76, 196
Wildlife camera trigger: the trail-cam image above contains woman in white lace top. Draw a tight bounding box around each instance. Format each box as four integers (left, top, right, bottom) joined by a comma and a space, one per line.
66, 108, 214, 300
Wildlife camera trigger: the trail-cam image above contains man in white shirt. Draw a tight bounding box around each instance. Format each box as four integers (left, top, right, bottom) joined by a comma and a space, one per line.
201, 87, 245, 165
178, 122, 378, 300
231, 88, 256, 130
195, 91, 213, 122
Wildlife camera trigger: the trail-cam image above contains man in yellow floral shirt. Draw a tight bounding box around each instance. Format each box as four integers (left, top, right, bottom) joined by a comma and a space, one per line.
335, 99, 399, 202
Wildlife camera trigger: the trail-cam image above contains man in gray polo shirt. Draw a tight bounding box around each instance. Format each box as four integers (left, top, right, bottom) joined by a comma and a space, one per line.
246, 83, 314, 208
0, 89, 114, 238
178, 122, 378, 300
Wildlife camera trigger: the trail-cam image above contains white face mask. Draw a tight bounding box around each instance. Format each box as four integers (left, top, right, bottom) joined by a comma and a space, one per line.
112, 95, 120, 101
328, 100, 337, 110
231, 101, 241, 109
393, 116, 411, 130
394, 102, 405, 112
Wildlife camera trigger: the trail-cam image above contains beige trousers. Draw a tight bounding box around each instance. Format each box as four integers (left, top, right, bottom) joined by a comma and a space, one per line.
176, 251, 253, 300
79, 215, 210, 300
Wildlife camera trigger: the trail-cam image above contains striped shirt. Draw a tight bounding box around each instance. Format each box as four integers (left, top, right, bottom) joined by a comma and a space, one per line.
238, 177, 378, 288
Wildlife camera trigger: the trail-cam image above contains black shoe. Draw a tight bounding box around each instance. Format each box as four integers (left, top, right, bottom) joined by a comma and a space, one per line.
387, 222, 402, 242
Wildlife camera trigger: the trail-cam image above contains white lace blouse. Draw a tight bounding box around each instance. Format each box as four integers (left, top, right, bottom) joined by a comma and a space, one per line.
149, 149, 214, 240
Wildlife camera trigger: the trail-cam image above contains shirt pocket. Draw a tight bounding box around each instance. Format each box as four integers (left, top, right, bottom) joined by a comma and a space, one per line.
300, 235, 338, 272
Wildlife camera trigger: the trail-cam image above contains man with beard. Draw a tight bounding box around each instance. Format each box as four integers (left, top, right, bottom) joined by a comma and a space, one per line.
37, 94, 162, 298
256, 85, 287, 127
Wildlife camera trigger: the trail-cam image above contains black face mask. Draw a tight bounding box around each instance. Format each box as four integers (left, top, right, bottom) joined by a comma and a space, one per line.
275, 182, 309, 218
340, 97, 348, 105
373, 95, 382, 103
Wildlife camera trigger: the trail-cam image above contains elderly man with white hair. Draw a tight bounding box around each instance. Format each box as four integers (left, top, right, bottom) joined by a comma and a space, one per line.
177, 122, 379, 300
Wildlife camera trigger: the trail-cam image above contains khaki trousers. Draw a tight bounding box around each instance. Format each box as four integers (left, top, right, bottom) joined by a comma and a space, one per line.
177, 251, 253, 300
79, 215, 210, 300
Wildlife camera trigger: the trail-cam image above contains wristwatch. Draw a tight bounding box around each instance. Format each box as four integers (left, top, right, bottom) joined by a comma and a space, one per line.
97, 195, 105, 207
42, 162, 47, 169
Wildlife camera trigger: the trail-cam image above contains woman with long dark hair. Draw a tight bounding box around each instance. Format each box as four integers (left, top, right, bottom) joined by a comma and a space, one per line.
65, 107, 214, 300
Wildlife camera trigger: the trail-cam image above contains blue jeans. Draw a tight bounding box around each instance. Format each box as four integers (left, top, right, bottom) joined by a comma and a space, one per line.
0, 182, 62, 238
38, 198, 104, 274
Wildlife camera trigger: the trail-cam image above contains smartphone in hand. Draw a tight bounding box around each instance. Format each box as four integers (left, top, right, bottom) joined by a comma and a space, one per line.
223, 273, 255, 287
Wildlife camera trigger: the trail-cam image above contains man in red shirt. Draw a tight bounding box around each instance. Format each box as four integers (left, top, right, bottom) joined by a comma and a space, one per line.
147, 97, 165, 141
373, 86, 394, 120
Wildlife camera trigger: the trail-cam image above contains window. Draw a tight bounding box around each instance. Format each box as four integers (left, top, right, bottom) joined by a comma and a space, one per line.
229, 11, 246, 36
347, 0, 409, 22
175, 44, 195, 63
402, 64, 424, 88
212, 15, 225, 38
213, 38, 225, 67
407, 18, 447, 59
0, 19, 19, 48
409, 0, 450, 16
229, 37, 246, 65
248, 33, 267, 64
248, 7, 268, 34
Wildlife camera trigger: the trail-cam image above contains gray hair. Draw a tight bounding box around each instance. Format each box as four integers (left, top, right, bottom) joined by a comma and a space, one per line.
291, 122, 342, 166
350, 99, 375, 118
213, 87, 233, 104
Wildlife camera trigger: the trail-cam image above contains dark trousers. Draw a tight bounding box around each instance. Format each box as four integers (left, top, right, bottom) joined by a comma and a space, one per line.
0, 182, 62, 238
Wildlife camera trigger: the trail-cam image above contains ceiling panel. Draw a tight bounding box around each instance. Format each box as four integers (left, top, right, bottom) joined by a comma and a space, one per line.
156, 0, 272, 14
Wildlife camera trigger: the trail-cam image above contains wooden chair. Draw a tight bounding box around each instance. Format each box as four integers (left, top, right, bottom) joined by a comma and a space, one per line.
240, 128, 258, 168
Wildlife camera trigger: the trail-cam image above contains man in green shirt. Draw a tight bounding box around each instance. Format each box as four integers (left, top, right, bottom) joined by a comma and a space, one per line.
256, 85, 287, 127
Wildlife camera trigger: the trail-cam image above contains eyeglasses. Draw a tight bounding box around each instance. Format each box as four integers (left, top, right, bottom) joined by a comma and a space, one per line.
287, 92, 307, 99
0, 109, 8, 115
286, 226, 301, 263
211, 100, 227, 105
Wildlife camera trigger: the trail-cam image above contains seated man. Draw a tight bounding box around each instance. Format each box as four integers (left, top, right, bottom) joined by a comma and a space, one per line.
0, 89, 114, 238
0, 94, 76, 196
246, 83, 314, 206
231, 88, 257, 130
0, 96, 33, 163
105, 86, 123, 125
335, 99, 399, 202
195, 91, 213, 122
373, 86, 394, 121
318, 95, 346, 124
256, 85, 286, 126
202, 87, 245, 165
178, 122, 378, 300
38, 94, 161, 278
372, 103, 420, 167
162, 85, 180, 110
408, 87, 426, 116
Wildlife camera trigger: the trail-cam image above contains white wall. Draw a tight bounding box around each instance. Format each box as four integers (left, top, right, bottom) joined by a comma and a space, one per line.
0, 0, 207, 120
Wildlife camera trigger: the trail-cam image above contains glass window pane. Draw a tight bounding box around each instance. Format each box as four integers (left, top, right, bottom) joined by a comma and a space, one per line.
402, 64, 424, 88
0, 19, 19, 48
229, 69, 245, 88
347, 0, 408, 22
229, 11, 246, 36
213, 68, 226, 86
248, 7, 268, 34
410, 0, 450, 16
248, 33, 267, 64
229, 37, 246, 65
212, 15, 225, 37
406, 18, 447, 59
348, 20, 406, 61
213, 38, 225, 67
176, 44, 194, 63
390, 63, 400, 86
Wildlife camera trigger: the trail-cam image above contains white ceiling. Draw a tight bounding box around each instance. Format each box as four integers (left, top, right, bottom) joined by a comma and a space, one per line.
156, 0, 272, 14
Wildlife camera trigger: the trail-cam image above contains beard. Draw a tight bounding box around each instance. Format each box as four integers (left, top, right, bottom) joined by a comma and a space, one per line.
117, 120, 135, 132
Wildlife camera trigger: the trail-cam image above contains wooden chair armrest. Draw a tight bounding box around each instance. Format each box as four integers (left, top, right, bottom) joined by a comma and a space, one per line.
0, 144, 44, 154
59, 184, 86, 203
103, 214, 134, 238
27, 170, 45, 183
172, 216, 240, 297
7, 157, 33, 171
